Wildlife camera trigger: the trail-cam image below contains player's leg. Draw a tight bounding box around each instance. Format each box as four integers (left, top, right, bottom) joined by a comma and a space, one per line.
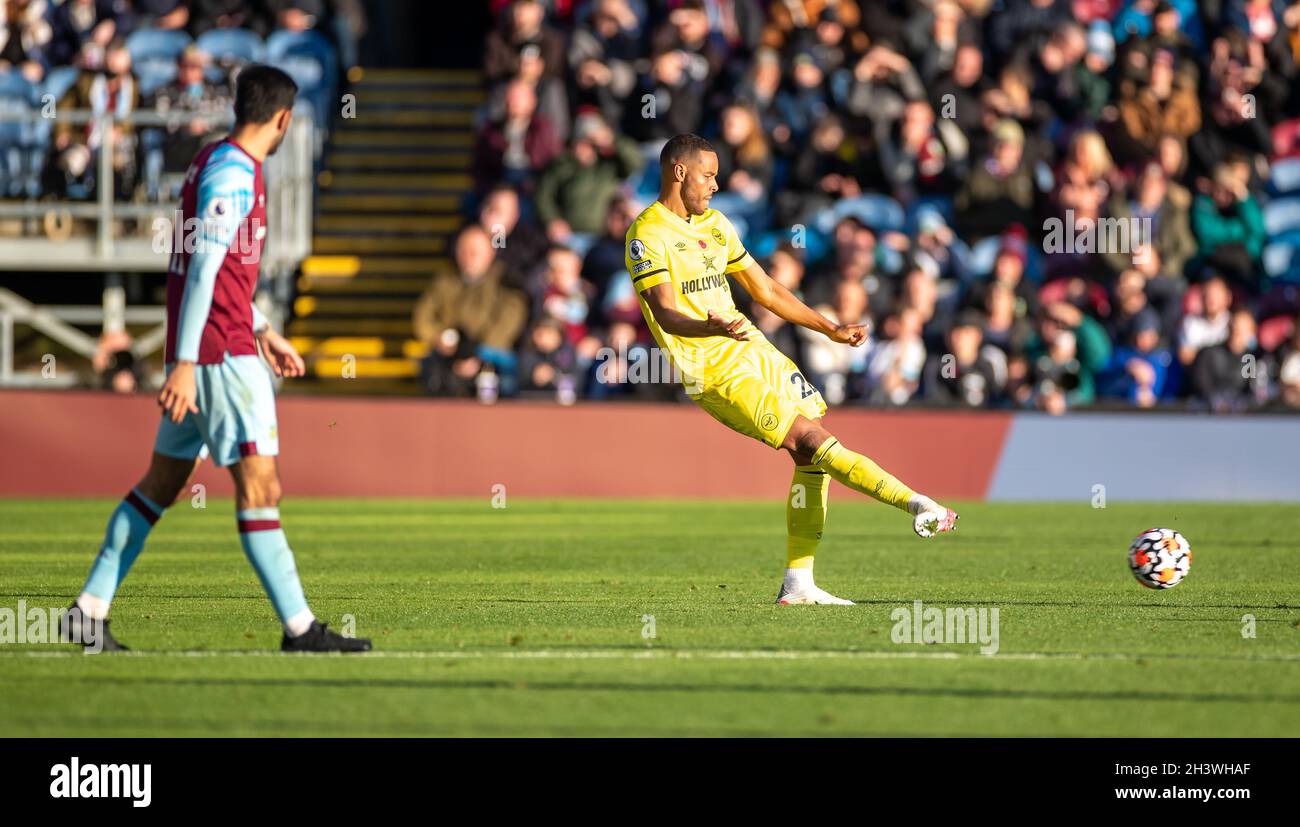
64, 451, 199, 650
212, 353, 369, 651
781, 416, 958, 538
229, 455, 370, 652
778, 452, 846, 604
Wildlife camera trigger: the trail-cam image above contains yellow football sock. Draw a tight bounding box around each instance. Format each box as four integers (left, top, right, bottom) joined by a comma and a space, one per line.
786, 465, 829, 569
811, 436, 920, 514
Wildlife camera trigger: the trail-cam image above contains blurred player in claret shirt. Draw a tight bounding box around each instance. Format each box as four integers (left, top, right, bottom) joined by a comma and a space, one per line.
625, 134, 959, 605
61, 66, 371, 654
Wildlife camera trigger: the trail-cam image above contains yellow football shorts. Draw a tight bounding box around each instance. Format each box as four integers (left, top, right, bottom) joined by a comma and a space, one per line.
691, 338, 827, 450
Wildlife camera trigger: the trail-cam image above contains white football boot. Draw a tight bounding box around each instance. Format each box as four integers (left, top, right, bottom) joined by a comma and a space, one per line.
913, 506, 960, 539
775, 583, 856, 605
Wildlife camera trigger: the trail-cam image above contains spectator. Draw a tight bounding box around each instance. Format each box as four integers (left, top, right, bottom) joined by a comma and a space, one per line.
45, 39, 139, 200
1190, 307, 1262, 410
801, 279, 870, 404
47, 0, 118, 68
1116, 46, 1200, 161
955, 118, 1038, 241
1098, 307, 1175, 406
187, 0, 268, 37
518, 318, 578, 394
0, 0, 52, 82
413, 225, 529, 397
478, 184, 549, 291
567, 0, 640, 128
534, 109, 641, 239
149, 47, 233, 174
623, 48, 703, 141
485, 0, 566, 86
711, 103, 772, 229
1191, 160, 1266, 288
1177, 274, 1233, 365
879, 99, 960, 205
864, 307, 926, 406
923, 310, 1003, 407
1275, 317, 1300, 408
472, 78, 561, 193
537, 245, 597, 351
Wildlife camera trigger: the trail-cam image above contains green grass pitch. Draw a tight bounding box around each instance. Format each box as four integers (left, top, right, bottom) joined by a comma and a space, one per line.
1, 498, 1298, 737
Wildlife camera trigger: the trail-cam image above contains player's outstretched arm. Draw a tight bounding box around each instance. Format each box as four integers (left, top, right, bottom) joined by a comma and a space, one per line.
729, 262, 868, 346
642, 282, 749, 340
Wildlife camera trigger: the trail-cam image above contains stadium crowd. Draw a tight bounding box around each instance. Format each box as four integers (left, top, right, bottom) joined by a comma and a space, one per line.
431, 0, 1300, 412
0, 0, 359, 201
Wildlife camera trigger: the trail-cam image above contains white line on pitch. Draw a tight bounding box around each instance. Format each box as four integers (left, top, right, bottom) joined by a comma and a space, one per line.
4, 649, 1300, 663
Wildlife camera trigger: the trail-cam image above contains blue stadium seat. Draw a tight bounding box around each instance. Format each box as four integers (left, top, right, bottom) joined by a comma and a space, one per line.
266, 29, 337, 131
813, 193, 905, 235
41, 66, 80, 104
127, 28, 191, 97
1269, 158, 1300, 197
196, 28, 266, 68
137, 62, 178, 97
126, 27, 192, 66
1264, 197, 1300, 237
1263, 232, 1300, 282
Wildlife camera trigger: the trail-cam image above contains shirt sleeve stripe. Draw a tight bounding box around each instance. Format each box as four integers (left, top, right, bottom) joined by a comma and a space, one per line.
632, 268, 667, 284
727, 251, 750, 265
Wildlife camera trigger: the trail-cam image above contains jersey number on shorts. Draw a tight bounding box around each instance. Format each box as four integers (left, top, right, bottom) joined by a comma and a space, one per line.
790, 372, 815, 399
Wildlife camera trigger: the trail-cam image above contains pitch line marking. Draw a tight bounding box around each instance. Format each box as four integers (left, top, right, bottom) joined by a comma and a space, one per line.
4, 649, 1300, 663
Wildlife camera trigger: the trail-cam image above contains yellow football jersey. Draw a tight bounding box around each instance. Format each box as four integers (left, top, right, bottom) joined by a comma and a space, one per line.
625, 200, 761, 390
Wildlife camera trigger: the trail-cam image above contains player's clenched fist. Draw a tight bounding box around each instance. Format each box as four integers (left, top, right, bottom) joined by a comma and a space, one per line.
830, 323, 869, 346
706, 310, 749, 341
157, 361, 199, 423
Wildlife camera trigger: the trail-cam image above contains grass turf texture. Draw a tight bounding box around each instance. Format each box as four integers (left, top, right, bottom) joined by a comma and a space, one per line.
1, 498, 1298, 737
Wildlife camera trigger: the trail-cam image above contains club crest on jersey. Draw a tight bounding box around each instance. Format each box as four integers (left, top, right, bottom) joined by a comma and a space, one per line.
628, 239, 646, 260
712, 229, 725, 245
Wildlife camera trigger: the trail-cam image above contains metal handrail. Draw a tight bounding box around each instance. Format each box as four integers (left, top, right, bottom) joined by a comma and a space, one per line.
0, 106, 315, 279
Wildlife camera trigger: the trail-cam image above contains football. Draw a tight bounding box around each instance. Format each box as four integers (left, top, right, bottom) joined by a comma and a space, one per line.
1128, 528, 1192, 589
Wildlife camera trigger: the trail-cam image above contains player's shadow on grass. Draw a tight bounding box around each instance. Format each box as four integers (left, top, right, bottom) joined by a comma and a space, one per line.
44, 674, 1300, 706
847, 596, 1300, 611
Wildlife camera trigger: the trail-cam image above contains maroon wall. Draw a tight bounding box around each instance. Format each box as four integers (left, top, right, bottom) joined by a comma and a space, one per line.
0, 390, 1011, 498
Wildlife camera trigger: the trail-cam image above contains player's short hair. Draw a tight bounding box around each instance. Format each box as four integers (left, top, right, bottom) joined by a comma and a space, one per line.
234, 65, 299, 126
660, 133, 715, 170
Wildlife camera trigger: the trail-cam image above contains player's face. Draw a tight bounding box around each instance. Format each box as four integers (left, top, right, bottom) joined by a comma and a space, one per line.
678, 150, 719, 216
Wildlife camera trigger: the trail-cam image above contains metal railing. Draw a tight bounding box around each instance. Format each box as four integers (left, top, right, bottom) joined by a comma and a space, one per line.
0, 106, 315, 385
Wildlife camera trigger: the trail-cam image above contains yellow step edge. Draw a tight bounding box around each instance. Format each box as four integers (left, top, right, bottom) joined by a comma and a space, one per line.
356, 89, 485, 105
301, 255, 361, 277
332, 131, 473, 148
319, 194, 460, 212
358, 110, 474, 127
324, 172, 474, 190
312, 237, 446, 254
297, 276, 431, 294
326, 152, 471, 170
295, 296, 415, 316
311, 357, 419, 379
317, 215, 461, 233
354, 68, 482, 84
290, 337, 429, 359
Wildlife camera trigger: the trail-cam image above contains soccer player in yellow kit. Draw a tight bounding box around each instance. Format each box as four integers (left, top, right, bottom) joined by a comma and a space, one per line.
626, 134, 958, 605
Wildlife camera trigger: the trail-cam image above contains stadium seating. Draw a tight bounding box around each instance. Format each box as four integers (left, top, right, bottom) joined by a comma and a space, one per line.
267, 29, 337, 136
